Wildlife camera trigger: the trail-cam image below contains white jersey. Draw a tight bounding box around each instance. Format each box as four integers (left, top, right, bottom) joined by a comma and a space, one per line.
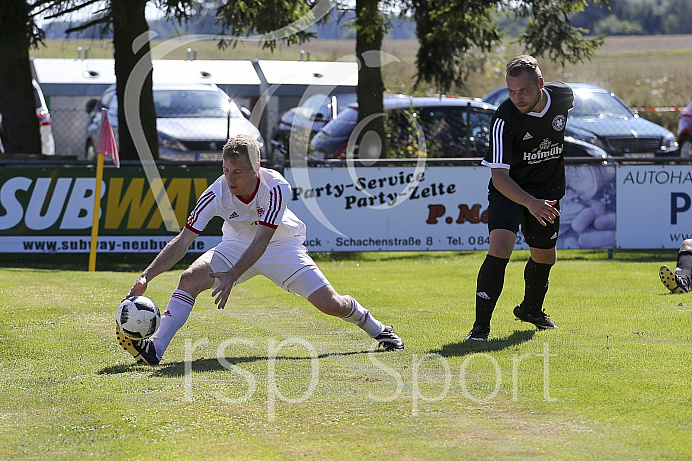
185, 167, 306, 245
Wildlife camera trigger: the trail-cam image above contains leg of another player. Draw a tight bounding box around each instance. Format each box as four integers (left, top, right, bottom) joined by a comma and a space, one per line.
512, 245, 558, 330
467, 229, 515, 340
676, 239, 692, 289
521, 246, 557, 314
665, 239, 692, 293
149, 259, 216, 359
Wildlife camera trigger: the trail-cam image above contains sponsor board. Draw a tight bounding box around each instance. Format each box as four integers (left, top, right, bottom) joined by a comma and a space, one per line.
616, 165, 692, 248
0, 163, 647, 253
2, 235, 221, 254
0, 166, 224, 253
0, 167, 222, 237
286, 166, 496, 252
285, 165, 618, 252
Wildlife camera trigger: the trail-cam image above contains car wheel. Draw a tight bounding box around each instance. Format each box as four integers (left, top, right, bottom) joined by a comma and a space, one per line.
680, 136, 692, 158
85, 141, 96, 161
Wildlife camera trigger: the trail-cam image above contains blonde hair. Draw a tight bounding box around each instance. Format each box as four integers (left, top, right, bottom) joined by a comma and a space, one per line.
222, 135, 260, 171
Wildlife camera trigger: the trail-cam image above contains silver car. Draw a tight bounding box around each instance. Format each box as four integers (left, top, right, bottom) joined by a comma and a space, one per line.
85, 83, 263, 161
483, 83, 678, 157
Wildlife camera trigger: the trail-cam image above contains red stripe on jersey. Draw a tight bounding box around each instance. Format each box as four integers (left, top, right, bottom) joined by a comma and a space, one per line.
259, 221, 279, 230
187, 190, 215, 231
185, 223, 202, 234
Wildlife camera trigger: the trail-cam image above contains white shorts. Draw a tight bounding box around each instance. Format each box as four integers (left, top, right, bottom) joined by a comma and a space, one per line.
196, 239, 330, 298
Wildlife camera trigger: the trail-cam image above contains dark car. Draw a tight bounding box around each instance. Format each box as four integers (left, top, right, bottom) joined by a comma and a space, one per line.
677, 101, 692, 158
309, 95, 610, 162
85, 83, 263, 162
483, 83, 678, 158
310, 95, 497, 160
271, 92, 357, 160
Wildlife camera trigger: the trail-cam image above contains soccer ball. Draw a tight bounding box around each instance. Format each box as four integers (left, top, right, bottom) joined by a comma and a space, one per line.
116, 296, 161, 340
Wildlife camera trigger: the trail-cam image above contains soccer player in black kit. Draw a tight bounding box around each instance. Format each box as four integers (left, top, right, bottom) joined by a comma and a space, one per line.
465, 55, 574, 341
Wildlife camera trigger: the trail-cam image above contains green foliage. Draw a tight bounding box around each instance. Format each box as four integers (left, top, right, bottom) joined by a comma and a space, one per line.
412, 0, 499, 93
572, 0, 692, 35
216, 0, 319, 50
411, 0, 611, 93
519, 1, 606, 66
1, 251, 691, 459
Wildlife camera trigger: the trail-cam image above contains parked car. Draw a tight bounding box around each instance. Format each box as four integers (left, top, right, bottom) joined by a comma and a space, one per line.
0, 79, 56, 156
85, 83, 263, 162
677, 100, 692, 158
308, 95, 610, 162
310, 95, 497, 160
483, 83, 678, 158
271, 92, 357, 160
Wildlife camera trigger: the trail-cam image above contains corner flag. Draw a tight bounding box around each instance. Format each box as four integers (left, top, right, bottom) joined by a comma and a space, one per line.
89, 109, 119, 271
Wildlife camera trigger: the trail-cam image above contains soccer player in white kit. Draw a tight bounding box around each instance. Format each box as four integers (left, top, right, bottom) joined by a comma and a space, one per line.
117, 135, 404, 365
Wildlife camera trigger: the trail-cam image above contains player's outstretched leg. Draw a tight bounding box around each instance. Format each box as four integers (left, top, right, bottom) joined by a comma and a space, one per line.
659, 265, 690, 294
307, 285, 404, 351
341, 295, 404, 351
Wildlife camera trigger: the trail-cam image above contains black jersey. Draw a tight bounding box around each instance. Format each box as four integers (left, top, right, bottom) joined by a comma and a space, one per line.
482, 82, 574, 200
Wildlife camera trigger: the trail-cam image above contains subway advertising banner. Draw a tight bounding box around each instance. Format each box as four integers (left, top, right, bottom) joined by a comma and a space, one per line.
0, 167, 224, 253
285, 164, 618, 252
616, 165, 692, 249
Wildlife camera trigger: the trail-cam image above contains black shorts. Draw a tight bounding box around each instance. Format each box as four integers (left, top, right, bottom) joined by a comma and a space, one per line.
486, 189, 560, 250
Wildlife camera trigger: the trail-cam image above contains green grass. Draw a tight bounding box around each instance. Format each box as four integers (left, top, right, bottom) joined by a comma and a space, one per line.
0, 250, 690, 459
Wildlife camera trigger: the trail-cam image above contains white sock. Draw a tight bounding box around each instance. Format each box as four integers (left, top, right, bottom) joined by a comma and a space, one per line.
150, 289, 195, 359
341, 296, 384, 337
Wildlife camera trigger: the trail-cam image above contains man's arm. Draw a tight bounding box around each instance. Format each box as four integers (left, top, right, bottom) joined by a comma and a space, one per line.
126, 227, 199, 298
209, 224, 276, 309
491, 168, 559, 226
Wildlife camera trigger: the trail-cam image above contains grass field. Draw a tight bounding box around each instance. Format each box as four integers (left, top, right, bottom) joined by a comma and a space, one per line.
1, 250, 690, 460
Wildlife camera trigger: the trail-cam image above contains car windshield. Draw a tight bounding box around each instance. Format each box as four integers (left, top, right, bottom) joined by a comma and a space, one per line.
572, 90, 633, 118
387, 105, 493, 158
154, 90, 239, 118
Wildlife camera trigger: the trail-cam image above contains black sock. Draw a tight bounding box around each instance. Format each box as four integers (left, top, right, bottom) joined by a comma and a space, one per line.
522, 258, 554, 314
676, 251, 692, 286
474, 255, 509, 328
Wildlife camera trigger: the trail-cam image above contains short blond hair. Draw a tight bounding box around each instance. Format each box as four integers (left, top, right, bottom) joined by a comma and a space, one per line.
222, 135, 260, 171
506, 55, 542, 82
